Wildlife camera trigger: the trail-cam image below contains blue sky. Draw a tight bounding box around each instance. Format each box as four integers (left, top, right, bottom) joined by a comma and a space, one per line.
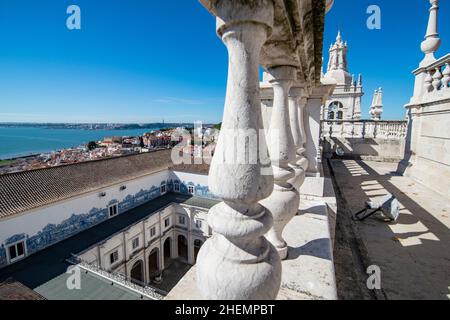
0, 0, 449, 123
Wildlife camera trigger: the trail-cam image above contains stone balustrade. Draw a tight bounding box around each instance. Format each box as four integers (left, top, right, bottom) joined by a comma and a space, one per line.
67, 254, 166, 300
423, 54, 450, 95
401, 0, 450, 199
196, 0, 334, 300
322, 120, 407, 140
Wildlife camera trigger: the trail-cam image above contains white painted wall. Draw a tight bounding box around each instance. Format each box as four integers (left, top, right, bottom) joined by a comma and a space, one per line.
0, 169, 171, 264
170, 171, 209, 187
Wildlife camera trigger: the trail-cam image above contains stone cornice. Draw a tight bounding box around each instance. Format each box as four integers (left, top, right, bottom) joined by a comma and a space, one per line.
201, 0, 327, 90
259, 0, 326, 88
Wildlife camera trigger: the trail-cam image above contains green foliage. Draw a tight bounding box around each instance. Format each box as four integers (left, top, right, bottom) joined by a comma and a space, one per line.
0, 160, 12, 166
87, 141, 98, 151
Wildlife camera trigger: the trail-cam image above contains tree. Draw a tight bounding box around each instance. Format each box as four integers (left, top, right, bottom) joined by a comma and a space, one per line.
87, 141, 97, 151
213, 122, 222, 130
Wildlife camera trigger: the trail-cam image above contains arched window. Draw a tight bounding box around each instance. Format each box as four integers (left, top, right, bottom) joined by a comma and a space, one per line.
328, 101, 344, 122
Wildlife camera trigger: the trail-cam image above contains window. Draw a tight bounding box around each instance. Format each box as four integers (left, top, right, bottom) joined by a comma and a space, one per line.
178, 215, 186, 225
108, 204, 118, 218
195, 219, 203, 229
8, 241, 25, 263
110, 250, 119, 265
160, 182, 167, 195
174, 182, 180, 192
188, 185, 195, 195
164, 218, 171, 228
328, 101, 344, 122
150, 226, 156, 238
132, 237, 140, 250
327, 111, 335, 120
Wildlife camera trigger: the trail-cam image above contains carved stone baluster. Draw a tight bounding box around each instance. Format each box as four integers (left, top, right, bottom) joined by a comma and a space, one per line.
425, 72, 434, 92
261, 66, 300, 261
196, 0, 282, 300
442, 63, 450, 89
288, 86, 306, 190
298, 96, 310, 172
432, 67, 443, 91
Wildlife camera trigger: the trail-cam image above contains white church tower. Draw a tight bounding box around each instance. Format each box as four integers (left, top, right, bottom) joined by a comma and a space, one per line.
323, 31, 364, 120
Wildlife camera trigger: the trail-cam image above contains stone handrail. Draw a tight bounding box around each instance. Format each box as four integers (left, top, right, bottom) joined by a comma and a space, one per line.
67, 254, 167, 300
321, 120, 407, 139
422, 53, 450, 95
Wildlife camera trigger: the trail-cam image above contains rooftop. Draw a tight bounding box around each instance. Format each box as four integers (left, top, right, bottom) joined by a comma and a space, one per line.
0, 278, 45, 300
330, 159, 450, 300
0, 149, 172, 219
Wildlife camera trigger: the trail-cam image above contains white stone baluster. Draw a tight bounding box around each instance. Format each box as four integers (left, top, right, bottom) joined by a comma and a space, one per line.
261, 66, 300, 261
288, 86, 306, 190
442, 63, 450, 89
298, 96, 310, 171
432, 67, 443, 91
196, 0, 282, 300
425, 72, 434, 92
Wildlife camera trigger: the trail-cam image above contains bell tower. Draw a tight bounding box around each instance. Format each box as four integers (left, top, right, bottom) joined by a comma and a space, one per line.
323, 31, 364, 120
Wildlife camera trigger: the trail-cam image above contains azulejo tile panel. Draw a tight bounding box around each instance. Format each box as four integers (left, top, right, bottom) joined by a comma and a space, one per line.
0, 183, 164, 268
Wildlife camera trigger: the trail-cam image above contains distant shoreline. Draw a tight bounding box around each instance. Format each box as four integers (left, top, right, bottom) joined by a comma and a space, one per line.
0, 122, 201, 131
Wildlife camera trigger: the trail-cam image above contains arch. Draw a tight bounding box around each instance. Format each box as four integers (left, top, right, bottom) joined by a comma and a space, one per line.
163, 237, 172, 267
177, 234, 188, 261
193, 239, 203, 263
130, 260, 144, 285
148, 248, 159, 280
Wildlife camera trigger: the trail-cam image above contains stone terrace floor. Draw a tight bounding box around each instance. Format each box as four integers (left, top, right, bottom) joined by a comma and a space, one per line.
166, 198, 337, 300
329, 159, 450, 300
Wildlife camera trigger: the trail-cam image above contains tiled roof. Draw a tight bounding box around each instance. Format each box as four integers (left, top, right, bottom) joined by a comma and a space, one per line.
0, 150, 172, 219
0, 278, 45, 300
171, 161, 210, 175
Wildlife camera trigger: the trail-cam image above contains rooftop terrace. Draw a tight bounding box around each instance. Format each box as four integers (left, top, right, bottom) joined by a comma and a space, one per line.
330, 159, 450, 300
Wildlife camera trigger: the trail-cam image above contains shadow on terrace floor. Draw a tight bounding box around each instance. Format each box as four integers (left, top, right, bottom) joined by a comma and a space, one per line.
330, 159, 450, 300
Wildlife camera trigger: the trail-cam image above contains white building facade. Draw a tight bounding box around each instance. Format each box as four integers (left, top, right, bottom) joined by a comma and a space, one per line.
0, 152, 216, 270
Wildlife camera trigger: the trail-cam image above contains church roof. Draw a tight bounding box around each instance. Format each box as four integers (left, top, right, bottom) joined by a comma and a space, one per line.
0, 150, 172, 219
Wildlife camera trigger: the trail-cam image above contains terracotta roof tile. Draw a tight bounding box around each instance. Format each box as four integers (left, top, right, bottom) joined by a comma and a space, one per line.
0, 150, 172, 219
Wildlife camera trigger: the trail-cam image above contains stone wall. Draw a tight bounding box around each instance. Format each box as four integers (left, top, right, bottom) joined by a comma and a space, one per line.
323, 136, 406, 161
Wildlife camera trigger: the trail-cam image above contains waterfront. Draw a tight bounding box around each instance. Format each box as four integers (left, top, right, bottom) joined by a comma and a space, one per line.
0, 127, 156, 159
